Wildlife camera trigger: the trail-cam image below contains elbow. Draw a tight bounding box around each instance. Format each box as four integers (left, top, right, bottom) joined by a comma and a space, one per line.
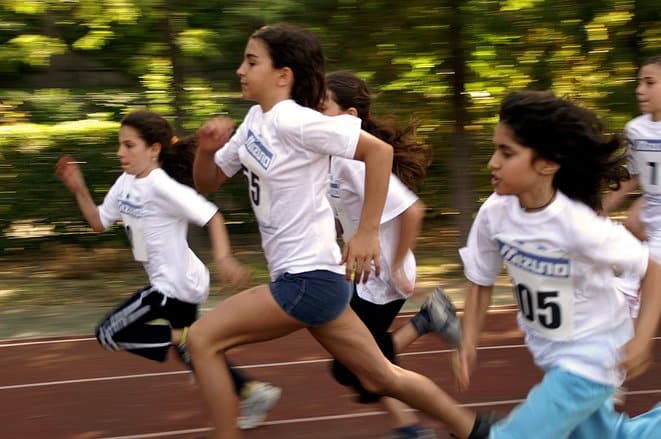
92, 224, 106, 233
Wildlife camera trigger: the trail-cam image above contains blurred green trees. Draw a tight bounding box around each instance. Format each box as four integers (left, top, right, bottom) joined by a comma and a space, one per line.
1, 0, 660, 252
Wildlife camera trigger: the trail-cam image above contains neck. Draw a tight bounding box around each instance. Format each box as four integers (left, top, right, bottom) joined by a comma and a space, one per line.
521, 191, 556, 212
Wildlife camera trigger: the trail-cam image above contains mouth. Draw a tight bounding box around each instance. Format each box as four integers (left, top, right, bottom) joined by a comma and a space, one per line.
491, 175, 500, 186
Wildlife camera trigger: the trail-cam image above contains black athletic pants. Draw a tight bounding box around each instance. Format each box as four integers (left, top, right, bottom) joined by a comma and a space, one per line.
95, 285, 248, 393
331, 285, 406, 403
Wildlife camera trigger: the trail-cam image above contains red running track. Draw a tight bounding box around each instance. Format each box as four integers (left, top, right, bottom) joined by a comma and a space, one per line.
1, 306, 659, 439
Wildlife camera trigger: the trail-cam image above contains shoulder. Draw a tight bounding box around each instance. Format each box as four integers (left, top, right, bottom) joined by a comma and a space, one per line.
625, 114, 652, 134
272, 100, 323, 127
481, 192, 513, 212
150, 168, 191, 194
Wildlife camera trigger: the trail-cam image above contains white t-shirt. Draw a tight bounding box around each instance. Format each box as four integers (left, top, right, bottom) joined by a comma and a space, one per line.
329, 155, 418, 304
98, 168, 219, 304
459, 191, 648, 386
626, 114, 661, 260
214, 100, 360, 280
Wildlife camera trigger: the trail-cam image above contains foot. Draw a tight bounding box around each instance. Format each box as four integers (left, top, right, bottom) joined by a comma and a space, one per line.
238, 381, 282, 430
175, 327, 193, 370
388, 425, 437, 439
412, 288, 461, 346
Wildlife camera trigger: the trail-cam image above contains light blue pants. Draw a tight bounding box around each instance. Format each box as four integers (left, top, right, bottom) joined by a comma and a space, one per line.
490, 368, 661, 439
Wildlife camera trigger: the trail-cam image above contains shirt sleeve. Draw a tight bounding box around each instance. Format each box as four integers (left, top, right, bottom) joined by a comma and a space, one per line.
624, 121, 639, 175
154, 173, 219, 227
214, 109, 255, 178
381, 174, 418, 224
98, 174, 124, 230
284, 111, 361, 160
459, 194, 506, 286
569, 205, 648, 279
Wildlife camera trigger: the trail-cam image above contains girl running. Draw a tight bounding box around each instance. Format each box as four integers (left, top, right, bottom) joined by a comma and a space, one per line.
323, 70, 461, 439
189, 23, 491, 439
55, 111, 280, 430
455, 90, 661, 438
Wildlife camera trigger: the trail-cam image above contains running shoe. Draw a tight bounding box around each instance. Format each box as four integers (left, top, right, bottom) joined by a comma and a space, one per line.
417, 287, 462, 346
238, 381, 282, 430
175, 327, 193, 370
388, 426, 438, 438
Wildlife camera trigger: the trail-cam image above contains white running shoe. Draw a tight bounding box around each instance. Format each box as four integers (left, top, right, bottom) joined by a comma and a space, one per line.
238, 381, 282, 430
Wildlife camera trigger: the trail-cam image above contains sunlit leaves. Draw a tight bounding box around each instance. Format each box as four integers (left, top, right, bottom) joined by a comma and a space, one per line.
72, 26, 114, 50
140, 57, 173, 115
6, 34, 65, 66
1, 0, 48, 15
178, 28, 220, 57
500, 0, 545, 11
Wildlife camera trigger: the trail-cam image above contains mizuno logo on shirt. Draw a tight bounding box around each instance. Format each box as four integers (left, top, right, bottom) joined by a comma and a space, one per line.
497, 241, 570, 277
119, 201, 144, 218
245, 130, 273, 170
633, 139, 661, 151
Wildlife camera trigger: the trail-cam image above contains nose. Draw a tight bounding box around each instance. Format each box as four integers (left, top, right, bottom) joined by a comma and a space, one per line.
487, 152, 498, 170
236, 62, 245, 77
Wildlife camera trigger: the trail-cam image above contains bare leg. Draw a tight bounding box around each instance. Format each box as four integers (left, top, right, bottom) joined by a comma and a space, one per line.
310, 307, 475, 438
381, 397, 420, 428
392, 321, 423, 353
187, 285, 303, 439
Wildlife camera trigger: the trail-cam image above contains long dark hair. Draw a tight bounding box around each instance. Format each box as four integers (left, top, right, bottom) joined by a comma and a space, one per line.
498, 90, 629, 211
252, 23, 325, 110
120, 110, 196, 187
326, 70, 431, 191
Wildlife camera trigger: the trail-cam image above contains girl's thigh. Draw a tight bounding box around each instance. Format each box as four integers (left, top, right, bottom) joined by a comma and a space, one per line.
309, 306, 394, 380
191, 284, 304, 351
490, 368, 614, 439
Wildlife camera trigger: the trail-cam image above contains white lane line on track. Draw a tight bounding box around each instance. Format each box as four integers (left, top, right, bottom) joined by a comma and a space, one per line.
95, 392, 661, 439
0, 344, 532, 390
0, 307, 521, 346
2, 336, 661, 390
96, 399, 531, 439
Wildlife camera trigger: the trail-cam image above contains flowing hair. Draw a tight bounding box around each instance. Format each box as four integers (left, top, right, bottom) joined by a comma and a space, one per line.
326, 70, 432, 191
498, 90, 629, 211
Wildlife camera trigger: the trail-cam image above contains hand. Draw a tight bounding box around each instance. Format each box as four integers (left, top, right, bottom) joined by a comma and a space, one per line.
452, 344, 476, 392
55, 155, 86, 194
216, 256, 251, 289
197, 116, 235, 155
341, 228, 380, 283
619, 336, 654, 381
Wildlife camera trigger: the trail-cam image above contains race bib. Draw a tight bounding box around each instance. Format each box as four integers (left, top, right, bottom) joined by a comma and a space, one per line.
121, 213, 148, 262
241, 131, 273, 225
632, 139, 661, 194
328, 180, 356, 240
498, 237, 575, 341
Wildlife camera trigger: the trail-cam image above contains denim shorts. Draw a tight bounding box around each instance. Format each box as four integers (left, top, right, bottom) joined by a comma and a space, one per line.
269, 270, 351, 326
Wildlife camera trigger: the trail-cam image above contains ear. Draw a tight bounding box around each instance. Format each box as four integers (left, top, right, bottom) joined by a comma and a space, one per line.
535, 158, 560, 176
277, 66, 294, 88
150, 142, 162, 160
346, 107, 359, 117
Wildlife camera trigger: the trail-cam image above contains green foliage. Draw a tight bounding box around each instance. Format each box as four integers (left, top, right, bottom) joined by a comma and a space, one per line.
2, 0, 661, 249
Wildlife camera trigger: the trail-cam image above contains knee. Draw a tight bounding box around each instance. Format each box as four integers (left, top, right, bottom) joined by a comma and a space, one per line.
353, 365, 395, 396
187, 320, 225, 360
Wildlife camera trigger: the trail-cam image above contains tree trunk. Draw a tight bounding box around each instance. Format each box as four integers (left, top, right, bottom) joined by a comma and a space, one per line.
448, 0, 474, 244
